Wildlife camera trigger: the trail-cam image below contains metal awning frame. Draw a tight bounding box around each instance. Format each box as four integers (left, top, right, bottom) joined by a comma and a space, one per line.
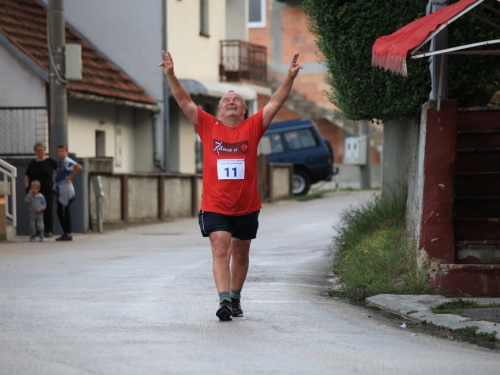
409, 0, 500, 60
406, 0, 500, 110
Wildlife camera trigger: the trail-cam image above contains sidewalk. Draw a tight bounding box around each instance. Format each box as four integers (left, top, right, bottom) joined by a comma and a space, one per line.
366, 294, 500, 340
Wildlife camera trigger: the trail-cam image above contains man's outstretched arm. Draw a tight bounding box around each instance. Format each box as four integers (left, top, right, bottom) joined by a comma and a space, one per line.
159, 51, 199, 126
262, 52, 303, 127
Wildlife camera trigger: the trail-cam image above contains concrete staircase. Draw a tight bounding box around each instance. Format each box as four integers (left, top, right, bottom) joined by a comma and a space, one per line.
454, 110, 500, 264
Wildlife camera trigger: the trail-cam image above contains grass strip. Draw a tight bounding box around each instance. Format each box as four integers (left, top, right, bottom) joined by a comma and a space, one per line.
431, 298, 500, 314
451, 326, 497, 342
330, 190, 429, 302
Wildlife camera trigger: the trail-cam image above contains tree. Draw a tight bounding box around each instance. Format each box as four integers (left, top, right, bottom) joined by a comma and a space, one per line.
303, 0, 500, 121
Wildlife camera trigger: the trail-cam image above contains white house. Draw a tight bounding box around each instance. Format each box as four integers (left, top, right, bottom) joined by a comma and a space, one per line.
0, 0, 158, 174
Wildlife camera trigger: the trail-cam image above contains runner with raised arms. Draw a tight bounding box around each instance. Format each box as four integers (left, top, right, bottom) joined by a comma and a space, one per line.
160, 50, 302, 321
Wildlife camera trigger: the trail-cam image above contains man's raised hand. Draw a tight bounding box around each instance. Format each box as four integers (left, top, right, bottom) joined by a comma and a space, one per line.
159, 50, 174, 76
289, 52, 303, 78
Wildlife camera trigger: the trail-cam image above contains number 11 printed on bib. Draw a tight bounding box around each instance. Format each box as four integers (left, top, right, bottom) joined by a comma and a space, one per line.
217, 159, 245, 180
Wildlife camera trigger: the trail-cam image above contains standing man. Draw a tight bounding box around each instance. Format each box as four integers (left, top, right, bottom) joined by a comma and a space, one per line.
160, 50, 302, 321
54, 144, 82, 241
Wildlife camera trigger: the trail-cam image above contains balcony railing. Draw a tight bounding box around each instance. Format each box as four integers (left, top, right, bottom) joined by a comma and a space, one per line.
0, 158, 17, 227
220, 40, 267, 85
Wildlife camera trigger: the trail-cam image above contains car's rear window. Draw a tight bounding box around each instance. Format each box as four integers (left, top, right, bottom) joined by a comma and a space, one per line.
284, 129, 317, 150
259, 133, 284, 155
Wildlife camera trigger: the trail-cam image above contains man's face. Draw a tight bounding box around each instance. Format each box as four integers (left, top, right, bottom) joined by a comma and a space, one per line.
57, 147, 68, 161
219, 93, 245, 121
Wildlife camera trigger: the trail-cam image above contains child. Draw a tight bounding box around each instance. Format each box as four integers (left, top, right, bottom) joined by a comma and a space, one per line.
25, 180, 47, 242
53, 144, 82, 242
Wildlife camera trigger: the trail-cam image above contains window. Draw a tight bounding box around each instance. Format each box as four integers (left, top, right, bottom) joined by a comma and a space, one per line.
284, 129, 317, 150
259, 133, 284, 155
270, 133, 284, 153
249, 0, 266, 28
200, 0, 209, 36
96, 130, 105, 157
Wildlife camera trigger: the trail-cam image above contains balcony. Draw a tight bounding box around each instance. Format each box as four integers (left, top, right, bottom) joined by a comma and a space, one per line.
219, 40, 267, 86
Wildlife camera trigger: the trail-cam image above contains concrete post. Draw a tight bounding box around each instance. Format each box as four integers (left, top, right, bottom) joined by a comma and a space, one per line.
48, 0, 68, 157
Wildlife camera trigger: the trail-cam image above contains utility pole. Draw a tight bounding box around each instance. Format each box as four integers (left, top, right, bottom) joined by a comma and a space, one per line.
48, 0, 68, 158
359, 120, 371, 189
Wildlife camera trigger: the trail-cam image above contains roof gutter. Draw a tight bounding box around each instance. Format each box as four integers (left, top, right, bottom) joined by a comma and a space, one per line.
67, 90, 159, 112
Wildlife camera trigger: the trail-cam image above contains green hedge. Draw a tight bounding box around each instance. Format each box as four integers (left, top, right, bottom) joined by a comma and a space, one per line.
303, 0, 500, 121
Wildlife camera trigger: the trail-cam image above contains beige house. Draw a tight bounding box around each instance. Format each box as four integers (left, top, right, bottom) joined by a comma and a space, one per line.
166, 0, 269, 173
51, 0, 271, 175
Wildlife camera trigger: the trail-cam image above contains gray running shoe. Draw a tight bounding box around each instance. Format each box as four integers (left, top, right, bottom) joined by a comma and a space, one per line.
216, 300, 232, 321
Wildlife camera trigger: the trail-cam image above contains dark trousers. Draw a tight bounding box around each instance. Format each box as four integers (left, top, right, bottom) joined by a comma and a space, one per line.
41, 188, 54, 233
57, 199, 73, 234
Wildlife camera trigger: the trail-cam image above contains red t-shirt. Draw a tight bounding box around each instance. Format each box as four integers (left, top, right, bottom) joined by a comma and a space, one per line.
196, 108, 266, 216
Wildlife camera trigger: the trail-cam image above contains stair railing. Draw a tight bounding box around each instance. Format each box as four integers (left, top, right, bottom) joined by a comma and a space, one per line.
0, 158, 17, 227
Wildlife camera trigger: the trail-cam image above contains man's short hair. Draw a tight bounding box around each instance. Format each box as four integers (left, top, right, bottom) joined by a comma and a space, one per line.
33, 142, 46, 151
218, 90, 246, 109
57, 144, 68, 151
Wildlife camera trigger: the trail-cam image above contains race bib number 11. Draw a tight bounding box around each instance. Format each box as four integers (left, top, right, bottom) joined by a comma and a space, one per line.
217, 159, 245, 180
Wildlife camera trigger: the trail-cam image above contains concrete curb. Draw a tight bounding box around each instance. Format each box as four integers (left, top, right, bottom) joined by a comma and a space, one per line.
366, 294, 500, 340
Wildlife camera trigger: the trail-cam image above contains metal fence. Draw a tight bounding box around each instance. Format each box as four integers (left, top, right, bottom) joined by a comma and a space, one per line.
0, 107, 48, 155
219, 40, 267, 85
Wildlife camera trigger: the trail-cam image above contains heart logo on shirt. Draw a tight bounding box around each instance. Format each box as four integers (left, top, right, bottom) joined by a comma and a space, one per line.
239, 144, 248, 153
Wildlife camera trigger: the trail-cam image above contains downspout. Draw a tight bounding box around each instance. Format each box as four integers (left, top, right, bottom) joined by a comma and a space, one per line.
152, 111, 165, 171
162, 0, 171, 172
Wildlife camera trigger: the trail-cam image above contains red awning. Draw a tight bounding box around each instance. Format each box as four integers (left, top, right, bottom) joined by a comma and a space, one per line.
372, 0, 482, 76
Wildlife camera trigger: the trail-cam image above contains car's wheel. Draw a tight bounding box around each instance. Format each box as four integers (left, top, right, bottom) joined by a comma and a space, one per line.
292, 170, 311, 196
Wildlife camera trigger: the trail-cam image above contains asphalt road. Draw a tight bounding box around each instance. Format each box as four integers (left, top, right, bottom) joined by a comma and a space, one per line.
1, 191, 499, 375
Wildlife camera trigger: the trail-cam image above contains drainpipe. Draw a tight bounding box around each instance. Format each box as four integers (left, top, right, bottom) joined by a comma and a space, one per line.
162, 0, 170, 172
152, 111, 165, 171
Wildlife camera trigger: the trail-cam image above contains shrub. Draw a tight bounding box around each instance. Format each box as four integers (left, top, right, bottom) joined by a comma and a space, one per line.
331, 192, 429, 302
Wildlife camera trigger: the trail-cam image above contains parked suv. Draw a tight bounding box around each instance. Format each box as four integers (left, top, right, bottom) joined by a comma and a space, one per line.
259, 118, 335, 195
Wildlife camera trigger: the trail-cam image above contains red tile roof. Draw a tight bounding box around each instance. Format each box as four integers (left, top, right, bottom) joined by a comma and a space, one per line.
0, 0, 156, 105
